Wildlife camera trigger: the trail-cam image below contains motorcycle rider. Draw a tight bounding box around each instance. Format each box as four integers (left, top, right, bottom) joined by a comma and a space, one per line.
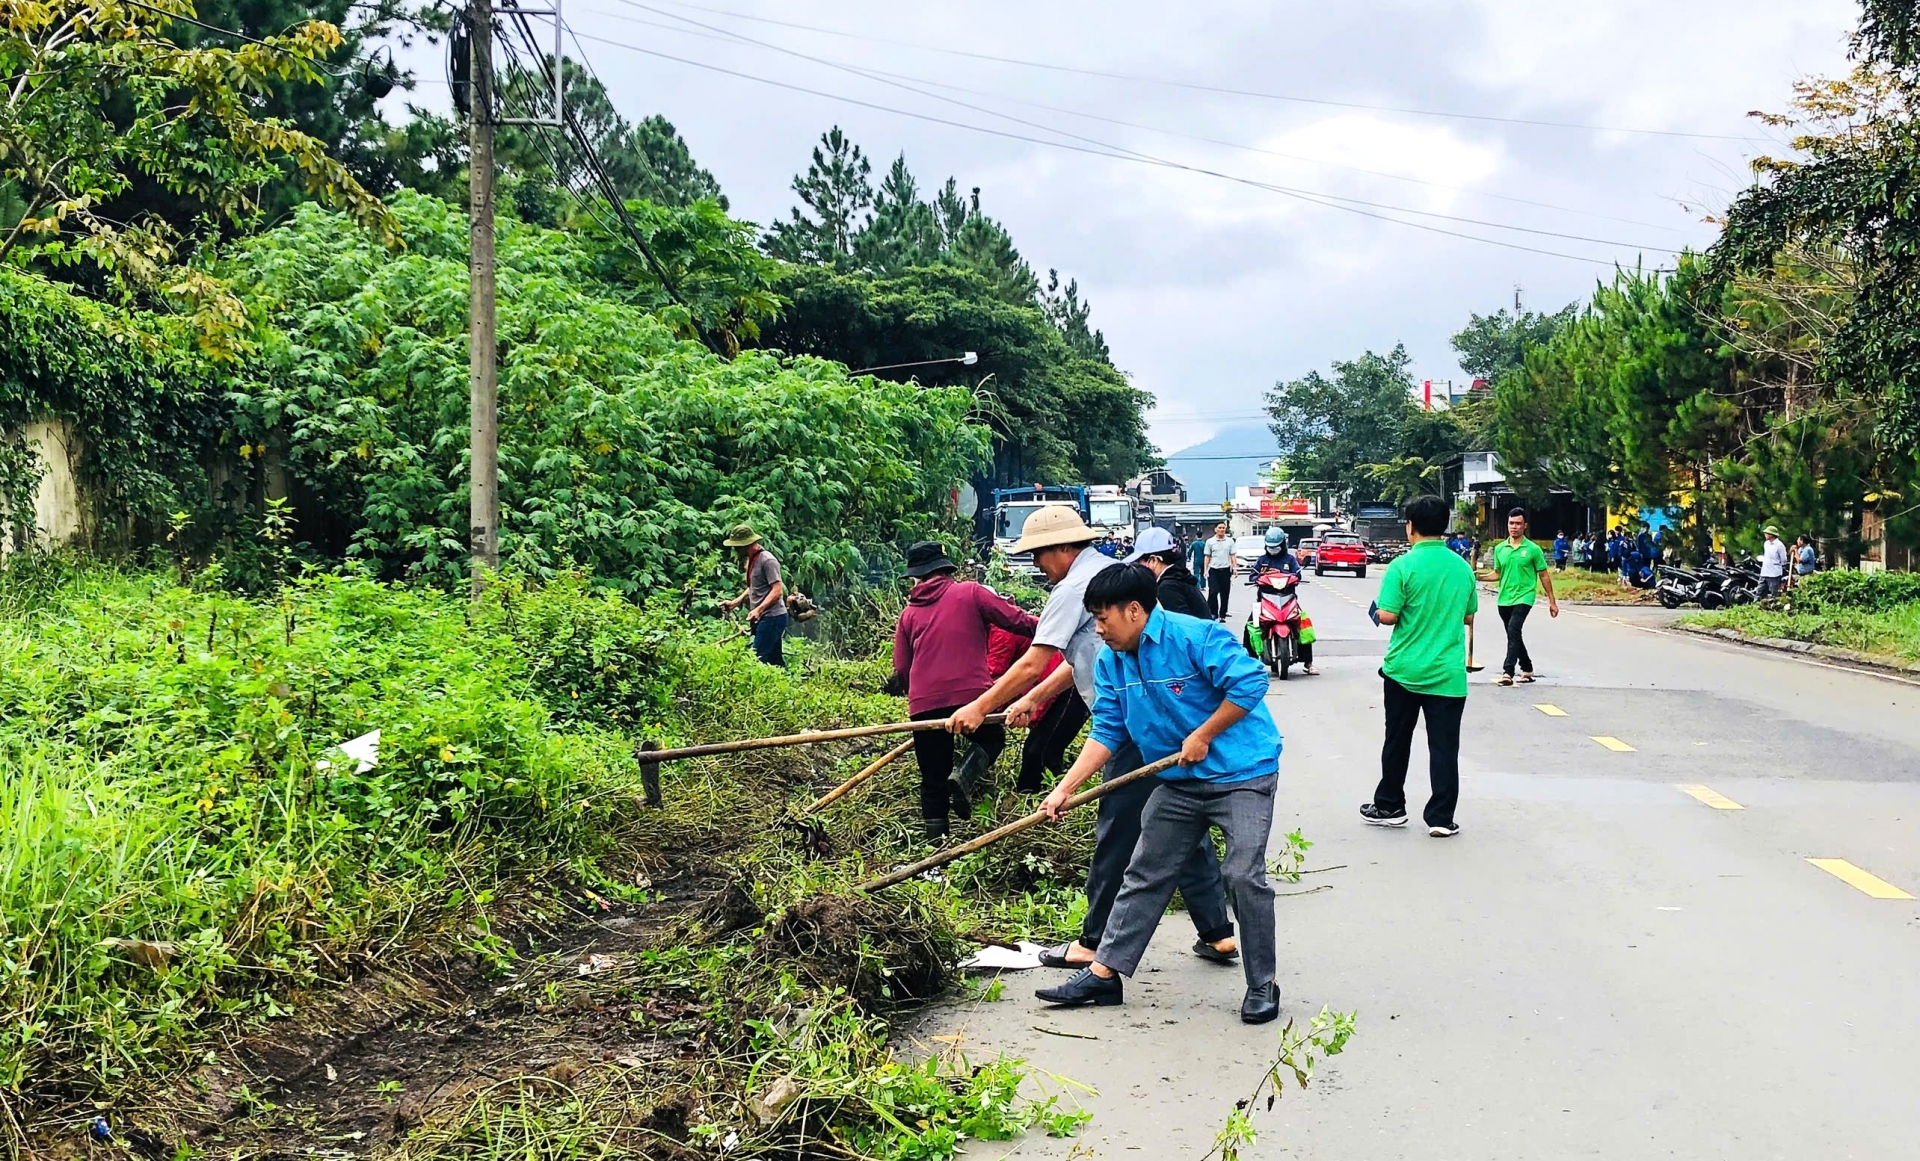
1246, 528, 1316, 675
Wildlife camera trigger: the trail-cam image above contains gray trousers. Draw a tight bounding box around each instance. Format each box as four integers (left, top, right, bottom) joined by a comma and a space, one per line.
1080, 743, 1234, 949
1095, 775, 1277, 991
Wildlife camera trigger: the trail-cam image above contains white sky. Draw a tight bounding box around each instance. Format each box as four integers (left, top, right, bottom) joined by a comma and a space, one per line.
417, 0, 1860, 454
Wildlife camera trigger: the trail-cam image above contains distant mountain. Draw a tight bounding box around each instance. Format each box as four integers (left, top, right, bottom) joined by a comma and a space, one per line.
1163, 423, 1277, 503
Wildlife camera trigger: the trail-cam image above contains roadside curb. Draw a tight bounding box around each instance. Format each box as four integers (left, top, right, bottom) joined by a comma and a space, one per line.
1672, 621, 1920, 677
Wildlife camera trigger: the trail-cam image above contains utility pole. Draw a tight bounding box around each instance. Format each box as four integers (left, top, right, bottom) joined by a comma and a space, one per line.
467, 0, 499, 591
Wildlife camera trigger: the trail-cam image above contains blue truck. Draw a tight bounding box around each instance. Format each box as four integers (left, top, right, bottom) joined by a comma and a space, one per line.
991, 484, 1143, 575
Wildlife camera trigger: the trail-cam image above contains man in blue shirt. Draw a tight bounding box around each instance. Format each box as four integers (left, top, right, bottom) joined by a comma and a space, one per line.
1034, 564, 1284, 1024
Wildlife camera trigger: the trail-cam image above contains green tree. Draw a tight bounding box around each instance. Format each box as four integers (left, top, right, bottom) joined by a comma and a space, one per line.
760, 264, 1152, 486
498, 59, 724, 213
764, 126, 872, 267
855, 152, 942, 274
0, 0, 395, 352
1452, 305, 1576, 383
220, 191, 987, 590
1267, 344, 1462, 503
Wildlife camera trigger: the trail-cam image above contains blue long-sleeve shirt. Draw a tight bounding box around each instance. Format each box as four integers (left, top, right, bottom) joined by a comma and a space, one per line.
1088, 607, 1282, 784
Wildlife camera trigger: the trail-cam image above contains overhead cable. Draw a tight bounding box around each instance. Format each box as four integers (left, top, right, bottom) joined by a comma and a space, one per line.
569, 31, 1656, 267
612, 0, 1683, 253
632, 0, 1762, 143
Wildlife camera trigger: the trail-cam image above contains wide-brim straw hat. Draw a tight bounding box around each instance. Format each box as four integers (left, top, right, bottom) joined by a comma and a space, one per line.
723, 524, 761, 547
1012, 505, 1100, 553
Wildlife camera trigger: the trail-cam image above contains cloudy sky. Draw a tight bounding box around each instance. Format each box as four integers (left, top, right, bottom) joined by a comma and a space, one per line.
464, 0, 1860, 453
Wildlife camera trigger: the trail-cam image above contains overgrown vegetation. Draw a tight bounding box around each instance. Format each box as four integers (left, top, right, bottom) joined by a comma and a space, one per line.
0, 559, 1123, 1157
1684, 569, 1920, 662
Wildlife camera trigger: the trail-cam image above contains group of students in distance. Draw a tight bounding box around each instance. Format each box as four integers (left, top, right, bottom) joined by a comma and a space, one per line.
889, 495, 1478, 1023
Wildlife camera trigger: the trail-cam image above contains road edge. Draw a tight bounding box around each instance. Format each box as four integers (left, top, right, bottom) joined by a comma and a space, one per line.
1670, 620, 1920, 679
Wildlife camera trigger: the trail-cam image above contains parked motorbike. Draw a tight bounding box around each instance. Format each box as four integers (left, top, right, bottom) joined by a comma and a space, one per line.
1655, 564, 1705, 609
1245, 570, 1303, 680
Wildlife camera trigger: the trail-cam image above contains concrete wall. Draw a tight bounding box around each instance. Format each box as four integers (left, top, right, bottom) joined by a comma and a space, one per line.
3, 419, 83, 552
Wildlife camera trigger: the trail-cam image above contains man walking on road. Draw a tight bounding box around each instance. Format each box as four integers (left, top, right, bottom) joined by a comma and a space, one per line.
1033, 564, 1282, 1023
720, 525, 789, 667
1361, 495, 1479, 837
1204, 523, 1236, 621
949, 508, 1237, 971
1490, 509, 1558, 686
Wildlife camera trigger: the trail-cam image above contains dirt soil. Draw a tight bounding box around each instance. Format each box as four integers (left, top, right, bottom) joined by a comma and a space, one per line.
21, 857, 731, 1161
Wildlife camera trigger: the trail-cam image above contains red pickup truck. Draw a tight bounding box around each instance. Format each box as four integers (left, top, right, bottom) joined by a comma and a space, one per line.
1315, 533, 1369, 577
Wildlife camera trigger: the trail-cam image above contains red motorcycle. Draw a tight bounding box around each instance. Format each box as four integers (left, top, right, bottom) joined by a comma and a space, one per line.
1245, 570, 1303, 680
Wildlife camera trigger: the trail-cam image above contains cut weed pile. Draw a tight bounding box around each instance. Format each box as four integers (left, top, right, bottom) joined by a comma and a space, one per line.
0, 559, 1099, 1159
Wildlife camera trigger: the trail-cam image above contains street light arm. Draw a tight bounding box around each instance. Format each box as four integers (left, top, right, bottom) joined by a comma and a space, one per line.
850, 352, 980, 375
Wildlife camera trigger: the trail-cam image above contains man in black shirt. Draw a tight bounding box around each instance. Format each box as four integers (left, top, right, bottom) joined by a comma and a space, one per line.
1125, 527, 1208, 617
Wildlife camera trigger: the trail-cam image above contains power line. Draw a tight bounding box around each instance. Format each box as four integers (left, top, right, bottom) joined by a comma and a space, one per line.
581, 2, 1692, 236
604, 1, 1685, 252
568, 31, 1659, 267
635, 0, 1763, 143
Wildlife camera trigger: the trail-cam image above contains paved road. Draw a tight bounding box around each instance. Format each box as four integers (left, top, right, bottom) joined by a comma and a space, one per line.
930, 568, 1920, 1159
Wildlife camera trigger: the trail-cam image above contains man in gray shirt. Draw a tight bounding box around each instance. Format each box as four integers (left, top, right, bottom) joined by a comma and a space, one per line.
720, 524, 788, 666
950, 506, 1233, 970
1203, 522, 1237, 621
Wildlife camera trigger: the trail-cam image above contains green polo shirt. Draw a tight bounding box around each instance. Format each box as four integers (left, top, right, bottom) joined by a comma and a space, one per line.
1491, 538, 1549, 606
1378, 539, 1480, 698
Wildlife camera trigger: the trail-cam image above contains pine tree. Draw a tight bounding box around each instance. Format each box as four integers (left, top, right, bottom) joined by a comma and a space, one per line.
854, 153, 942, 274
764, 127, 873, 267
943, 195, 1037, 305
1043, 269, 1110, 361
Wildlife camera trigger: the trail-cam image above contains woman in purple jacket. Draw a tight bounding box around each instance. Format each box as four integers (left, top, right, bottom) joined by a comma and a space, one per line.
892, 541, 1039, 839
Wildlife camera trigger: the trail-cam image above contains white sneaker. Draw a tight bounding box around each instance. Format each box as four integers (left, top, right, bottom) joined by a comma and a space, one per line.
1428, 823, 1460, 838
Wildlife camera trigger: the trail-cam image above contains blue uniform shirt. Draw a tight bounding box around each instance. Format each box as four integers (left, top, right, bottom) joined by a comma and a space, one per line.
1088, 607, 1282, 784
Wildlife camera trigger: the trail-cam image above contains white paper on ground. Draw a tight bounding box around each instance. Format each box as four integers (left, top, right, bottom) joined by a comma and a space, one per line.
957, 941, 1048, 972
316, 728, 380, 774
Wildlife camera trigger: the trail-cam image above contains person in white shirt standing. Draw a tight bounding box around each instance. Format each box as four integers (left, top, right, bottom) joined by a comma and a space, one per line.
1759, 525, 1790, 598
1204, 523, 1237, 621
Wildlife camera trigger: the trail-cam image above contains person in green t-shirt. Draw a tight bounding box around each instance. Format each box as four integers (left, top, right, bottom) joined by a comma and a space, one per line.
1360, 495, 1479, 837
1488, 509, 1559, 686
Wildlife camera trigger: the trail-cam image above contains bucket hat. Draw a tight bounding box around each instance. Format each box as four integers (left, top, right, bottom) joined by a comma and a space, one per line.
904, 541, 957, 578
722, 524, 761, 548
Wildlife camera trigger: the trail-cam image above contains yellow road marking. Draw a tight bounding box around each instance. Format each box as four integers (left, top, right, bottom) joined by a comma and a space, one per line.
1806, 858, 1915, 900
1534, 703, 1568, 716
1591, 735, 1636, 752
1677, 784, 1743, 810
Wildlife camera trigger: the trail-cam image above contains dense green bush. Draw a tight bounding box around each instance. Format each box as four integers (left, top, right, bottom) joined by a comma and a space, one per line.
220, 191, 990, 592
1786, 569, 1920, 613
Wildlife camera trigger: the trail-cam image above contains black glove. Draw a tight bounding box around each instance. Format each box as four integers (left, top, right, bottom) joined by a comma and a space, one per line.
881, 671, 909, 698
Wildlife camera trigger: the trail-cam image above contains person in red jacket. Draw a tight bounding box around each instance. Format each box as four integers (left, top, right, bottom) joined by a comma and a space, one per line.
986, 625, 1082, 794
893, 542, 1039, 839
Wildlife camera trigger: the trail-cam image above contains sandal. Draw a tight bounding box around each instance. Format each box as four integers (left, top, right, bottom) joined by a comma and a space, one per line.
1494, 674, 1514, 686
1036, 941, 1088, 969
1192, 939, 1240, 965
1518, 672, 1536, 683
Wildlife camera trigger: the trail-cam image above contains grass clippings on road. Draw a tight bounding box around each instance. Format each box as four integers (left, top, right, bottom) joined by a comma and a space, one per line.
1475, 568, 1656, 605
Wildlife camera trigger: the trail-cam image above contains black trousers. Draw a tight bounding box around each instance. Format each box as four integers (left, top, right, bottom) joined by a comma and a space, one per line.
1372, 674, 1465, 828
1208, 568, 1234, 619
1497, 603, 1533, 676
1017, 689, 1089, 792
910, 706, 1005, 821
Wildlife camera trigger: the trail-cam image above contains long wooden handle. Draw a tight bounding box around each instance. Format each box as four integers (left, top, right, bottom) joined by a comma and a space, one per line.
642, 715, 1006, 765
856, 755, 1183, 893
801, 738, 916, 816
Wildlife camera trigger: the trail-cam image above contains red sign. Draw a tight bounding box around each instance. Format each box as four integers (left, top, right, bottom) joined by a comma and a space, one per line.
1259, 498, 1311, 518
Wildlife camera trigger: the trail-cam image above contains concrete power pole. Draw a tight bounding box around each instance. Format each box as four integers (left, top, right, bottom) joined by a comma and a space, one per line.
468, 0, 499, 591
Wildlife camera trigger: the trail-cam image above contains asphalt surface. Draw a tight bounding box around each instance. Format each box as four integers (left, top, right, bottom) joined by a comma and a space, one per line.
926, 567, 1920, 1160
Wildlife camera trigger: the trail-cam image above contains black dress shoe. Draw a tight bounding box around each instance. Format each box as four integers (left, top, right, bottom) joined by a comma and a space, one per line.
1035, 968, 1123, 1007
1241, 980, 1281, 1024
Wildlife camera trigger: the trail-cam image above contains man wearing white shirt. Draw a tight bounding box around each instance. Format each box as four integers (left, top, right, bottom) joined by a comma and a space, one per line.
1203, 523, 1236, 621
1759, 525, 1790, 598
